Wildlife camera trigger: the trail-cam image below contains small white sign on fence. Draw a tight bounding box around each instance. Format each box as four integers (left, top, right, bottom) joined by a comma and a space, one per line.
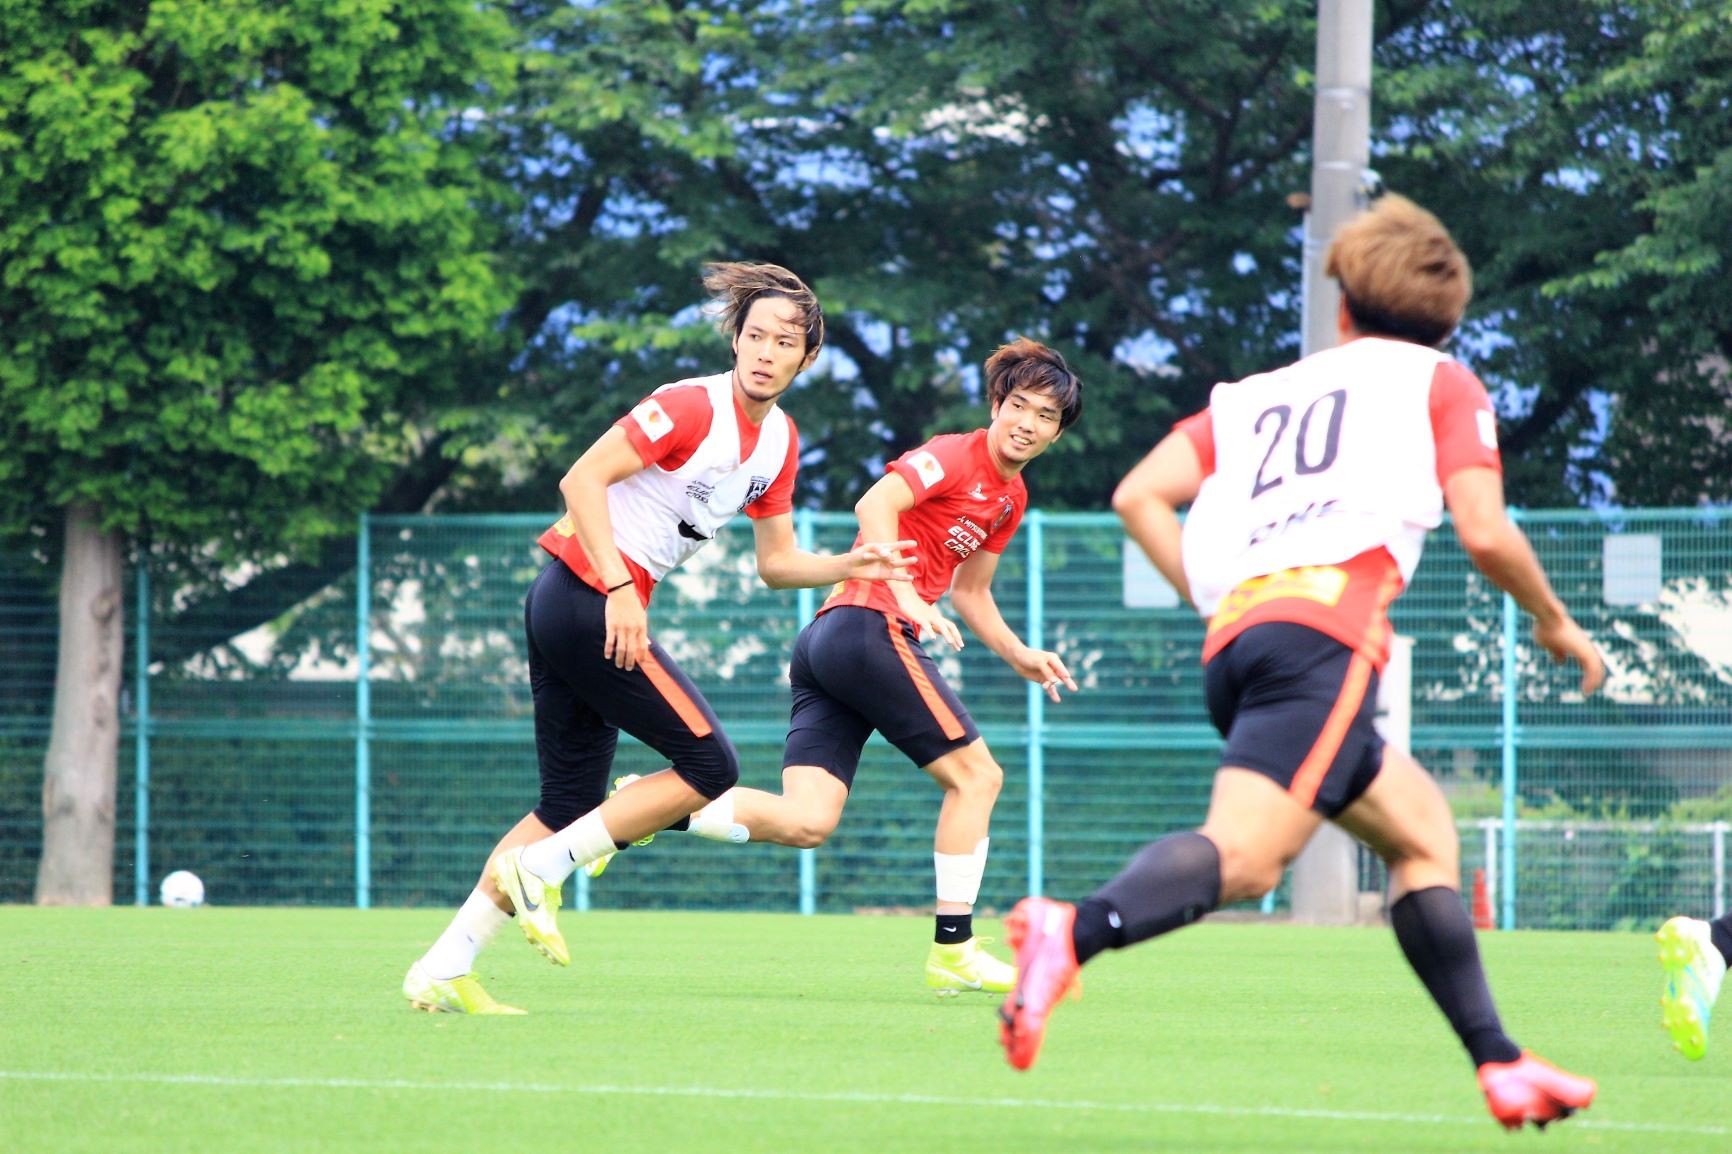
1603, 533, 1662, 606
1121, 539, 1181, 608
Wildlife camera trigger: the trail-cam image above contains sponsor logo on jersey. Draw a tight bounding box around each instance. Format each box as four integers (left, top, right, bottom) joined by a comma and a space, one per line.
1208, 565, 1349, 634
685, 480, 716, 505
968, 482, 986, 500
739, 475, 772, 511
991, 498, 1015, 534
907, 450, 945, 489
945, 515, 989, 558
631, 398, 674, 442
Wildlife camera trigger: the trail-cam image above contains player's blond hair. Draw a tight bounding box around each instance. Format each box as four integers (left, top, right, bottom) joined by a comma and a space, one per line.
1326, 194, 1471, 348
984, 337, 1084, 430
702, 261, 824, 355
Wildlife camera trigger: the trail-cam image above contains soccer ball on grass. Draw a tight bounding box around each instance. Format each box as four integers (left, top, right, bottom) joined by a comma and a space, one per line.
159, 870, 205, 908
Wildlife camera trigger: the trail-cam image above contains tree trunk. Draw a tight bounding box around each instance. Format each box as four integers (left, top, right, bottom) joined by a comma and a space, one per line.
35, 503, 124, 906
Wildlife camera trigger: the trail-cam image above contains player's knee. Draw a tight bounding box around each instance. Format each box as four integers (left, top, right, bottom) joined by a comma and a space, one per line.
1213, 842, 1286, 903
1384, 839, 1458, 883
671, 736, 741, 800
949, 753, 1003, 800
786, 811, 838, 849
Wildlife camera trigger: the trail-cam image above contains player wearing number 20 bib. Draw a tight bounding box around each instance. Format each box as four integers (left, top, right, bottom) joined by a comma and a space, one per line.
999, 198, 1604, 1134
1173, 337, 1499, 813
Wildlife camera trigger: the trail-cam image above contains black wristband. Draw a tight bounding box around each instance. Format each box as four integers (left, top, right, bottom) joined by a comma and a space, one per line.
605, 579, 634, 593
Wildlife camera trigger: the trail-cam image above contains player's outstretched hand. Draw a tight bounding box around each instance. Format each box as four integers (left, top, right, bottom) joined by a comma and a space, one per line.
848, 539, 918, 583
1013, 646, 1078, 703
907, 600, 965, 651
1533, 615, 1605, 696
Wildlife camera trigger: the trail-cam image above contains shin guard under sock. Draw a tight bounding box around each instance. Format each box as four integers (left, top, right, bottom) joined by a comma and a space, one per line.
1073, 831, 1222, 964
1390, 886, 1521, 1067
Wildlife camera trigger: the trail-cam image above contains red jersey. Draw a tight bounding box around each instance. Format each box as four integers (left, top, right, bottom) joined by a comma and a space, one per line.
821, 429, 1026, 621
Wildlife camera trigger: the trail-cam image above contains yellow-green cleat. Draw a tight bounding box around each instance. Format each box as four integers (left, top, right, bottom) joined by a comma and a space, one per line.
583, 774, 656, 879
402, 962, 525, 1015
925, 936, 1017, 997
1658, 915, 1725, 1060
491, 846, 569, 966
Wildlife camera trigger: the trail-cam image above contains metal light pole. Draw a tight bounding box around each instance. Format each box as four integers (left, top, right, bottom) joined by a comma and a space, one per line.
1289, 0, 1374, 926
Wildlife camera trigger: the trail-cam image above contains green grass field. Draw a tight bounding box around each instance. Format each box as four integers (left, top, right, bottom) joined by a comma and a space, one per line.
2, 906, 1725, 1153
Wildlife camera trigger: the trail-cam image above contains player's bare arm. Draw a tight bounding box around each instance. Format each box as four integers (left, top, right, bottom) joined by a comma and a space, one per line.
950, 548, 1076, 702
1444, 466, 1605, 695
560, 426, 653, 671
855, 472, 965, 650
1112, 430, 1204, 607
750, 512, 917, 589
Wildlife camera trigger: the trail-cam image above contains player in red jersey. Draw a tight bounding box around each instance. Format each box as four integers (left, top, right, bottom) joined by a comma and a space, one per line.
402, 262, 915, 1013
623, 338, 1083, 994
999, 195, 1606, 1132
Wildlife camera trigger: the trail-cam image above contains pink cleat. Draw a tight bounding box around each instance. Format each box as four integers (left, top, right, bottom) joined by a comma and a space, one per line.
998, 897, 1081, 1071
1476, 1050, 1596, 1131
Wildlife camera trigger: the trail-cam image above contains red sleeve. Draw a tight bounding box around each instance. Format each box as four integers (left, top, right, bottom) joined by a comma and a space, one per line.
1429, 361, 1502, 484
887, 434, 966, 503
614, 385, 712, 469
1175, 409, 1215, 477
745, 415, 800, 518
983, 490, 1027, 555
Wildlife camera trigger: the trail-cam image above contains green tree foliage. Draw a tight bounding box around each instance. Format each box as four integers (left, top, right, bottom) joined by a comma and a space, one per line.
0, 0, 516, 900
0, 0, 515, 564
1374, 0, 1732, 506
472, 0, 1731, 514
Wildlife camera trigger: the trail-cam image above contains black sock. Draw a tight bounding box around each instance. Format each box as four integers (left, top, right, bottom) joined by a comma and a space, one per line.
1390, 887, 1522, 1068
1712, 914, 1732, 967
936, 913, 972, 945
665, 816, 691, 833
1072, 831, 1222, 965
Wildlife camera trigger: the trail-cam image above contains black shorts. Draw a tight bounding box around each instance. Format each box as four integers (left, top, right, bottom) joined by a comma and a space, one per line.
523, 562, 739, 827
1204, 621, 1384, 818
782, 606, 981, 787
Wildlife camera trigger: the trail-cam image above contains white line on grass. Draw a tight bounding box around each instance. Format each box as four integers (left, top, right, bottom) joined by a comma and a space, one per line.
1, 1070, 1724, 1138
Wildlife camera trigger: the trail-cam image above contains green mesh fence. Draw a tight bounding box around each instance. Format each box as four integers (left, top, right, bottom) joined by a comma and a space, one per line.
2, 508, 1729, 930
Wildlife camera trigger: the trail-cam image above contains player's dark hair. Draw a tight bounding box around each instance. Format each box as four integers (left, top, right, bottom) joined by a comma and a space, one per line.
984, 338, 1084, 430
702, 261, 824, 355
1326, 194, 1471, 349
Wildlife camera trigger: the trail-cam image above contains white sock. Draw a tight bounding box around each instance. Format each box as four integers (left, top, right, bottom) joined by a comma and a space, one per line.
687, 791, 750, 843
520, 810, 616, 887
934, 837, 990, 906
419, 888, 511, 980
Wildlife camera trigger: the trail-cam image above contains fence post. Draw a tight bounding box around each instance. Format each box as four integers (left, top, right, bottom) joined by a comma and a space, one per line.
796, 508, 817, 916
1499, 514, 1520, 929
134, 562, 151, 907
1715, 821, 1727, 920
1481, 818, 1497, 913
1025, 510, 1046, 898
355, 514, 372, 910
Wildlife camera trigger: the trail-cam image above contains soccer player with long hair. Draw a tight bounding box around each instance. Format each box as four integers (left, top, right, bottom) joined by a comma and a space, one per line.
402, 262, 914, 1013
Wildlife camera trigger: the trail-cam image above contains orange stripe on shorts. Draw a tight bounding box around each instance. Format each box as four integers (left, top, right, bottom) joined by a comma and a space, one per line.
1288, 652, 1373, 809
637, 651, 714, 739
885, 616, 967, 741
